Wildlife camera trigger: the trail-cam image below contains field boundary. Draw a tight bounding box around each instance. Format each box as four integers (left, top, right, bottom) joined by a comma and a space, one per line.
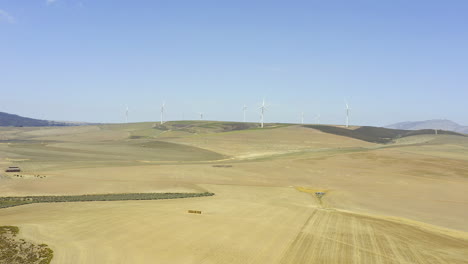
0, 192, 214, 209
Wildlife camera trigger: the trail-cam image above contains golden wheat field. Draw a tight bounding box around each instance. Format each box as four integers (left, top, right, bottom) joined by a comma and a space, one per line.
0, 122, 467, 263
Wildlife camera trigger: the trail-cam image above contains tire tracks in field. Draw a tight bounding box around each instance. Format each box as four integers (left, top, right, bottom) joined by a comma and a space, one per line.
278, 209, 318, 264
279, 209, 427, 264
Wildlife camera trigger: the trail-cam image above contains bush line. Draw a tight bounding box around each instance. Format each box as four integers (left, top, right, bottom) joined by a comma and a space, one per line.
0, 226, 54, 264
0, 192, 214, 209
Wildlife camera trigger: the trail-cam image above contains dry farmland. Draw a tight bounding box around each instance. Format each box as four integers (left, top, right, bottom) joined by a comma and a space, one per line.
0, 122, 467, 263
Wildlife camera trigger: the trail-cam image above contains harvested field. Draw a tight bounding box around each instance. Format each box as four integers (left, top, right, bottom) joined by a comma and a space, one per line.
0, 185, 466, 263
160, 125, 375, 158
281, 209, 468, 264
0, 122, 467, 263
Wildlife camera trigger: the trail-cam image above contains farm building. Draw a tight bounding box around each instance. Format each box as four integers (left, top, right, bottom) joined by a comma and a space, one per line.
5, 166, 21, 172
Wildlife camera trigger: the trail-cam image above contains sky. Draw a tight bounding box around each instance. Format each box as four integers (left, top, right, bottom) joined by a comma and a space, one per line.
1, 0, 467, 126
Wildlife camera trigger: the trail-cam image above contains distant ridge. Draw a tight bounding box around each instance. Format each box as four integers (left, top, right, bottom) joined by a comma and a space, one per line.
0, 112, 89, 127
386, 119, 468, 134
304, 125, 465, 144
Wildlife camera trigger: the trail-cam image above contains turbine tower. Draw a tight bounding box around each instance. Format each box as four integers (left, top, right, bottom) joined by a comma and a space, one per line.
160, 102, 165, 125
258, 98, 268, 128
301, 112, 304, 125
125, 105, 129, 123
243, 104, 247, 122
315, 113, 321, 124
345, 100, 351, 128
199, 112, 204, 120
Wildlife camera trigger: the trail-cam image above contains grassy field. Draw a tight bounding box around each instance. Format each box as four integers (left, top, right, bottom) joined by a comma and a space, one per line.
0, 122, 467, 263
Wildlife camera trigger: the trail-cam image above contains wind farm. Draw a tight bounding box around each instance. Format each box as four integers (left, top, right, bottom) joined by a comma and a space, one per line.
123, 98, 357, 129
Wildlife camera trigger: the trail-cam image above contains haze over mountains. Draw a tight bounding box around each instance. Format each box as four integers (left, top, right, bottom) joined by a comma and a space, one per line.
0, 112, 90, 127
386, 119, 468, 134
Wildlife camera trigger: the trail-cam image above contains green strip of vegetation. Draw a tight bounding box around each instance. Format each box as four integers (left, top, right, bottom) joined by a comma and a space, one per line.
0, 192, 214, 209
0, 226, 53, 264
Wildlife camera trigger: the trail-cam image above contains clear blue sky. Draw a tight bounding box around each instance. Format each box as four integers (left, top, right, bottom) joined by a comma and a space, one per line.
1, 0, 467, 125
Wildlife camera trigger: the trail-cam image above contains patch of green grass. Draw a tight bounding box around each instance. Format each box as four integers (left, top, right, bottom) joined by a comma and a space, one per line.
0, 192, 215, 209
0, 226, 19, 235
246, 123, 291, 130
126, 140, 228, 160
152, 121, 290, 134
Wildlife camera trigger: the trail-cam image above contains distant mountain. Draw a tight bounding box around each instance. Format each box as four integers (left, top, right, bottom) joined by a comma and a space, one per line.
0, 112, 87, 127
386, 119, 468, 134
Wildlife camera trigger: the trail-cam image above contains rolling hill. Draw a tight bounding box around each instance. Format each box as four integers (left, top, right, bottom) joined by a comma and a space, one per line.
0, 122, 468, 263
386, 119, 468, 134
304, 125, 465, 143
0, 112, 89, 127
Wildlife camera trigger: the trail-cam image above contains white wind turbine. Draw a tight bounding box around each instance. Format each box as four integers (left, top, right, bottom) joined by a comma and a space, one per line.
243, 104, 248, 122
160, 102, 166, 124
345, 100, 351, 128
258, 98, 268, 128
315, 113, 321, 124
125, 105, 129, 123
301, 112, 304, 124
199, 112, 204, 120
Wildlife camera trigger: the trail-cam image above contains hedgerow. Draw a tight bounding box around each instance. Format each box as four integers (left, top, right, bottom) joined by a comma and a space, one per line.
0, 192, 214, 209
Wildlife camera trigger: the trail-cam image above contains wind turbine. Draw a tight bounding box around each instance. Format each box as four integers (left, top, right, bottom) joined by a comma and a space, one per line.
345, 100, 351, 128
125, 105, 129, 123
160, 102, 166, 124
243, 104, 248, 122
199, 112, 204, 120
315, 113, 321, 124
301, 112, 304, 125
258, 98, 268, 128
